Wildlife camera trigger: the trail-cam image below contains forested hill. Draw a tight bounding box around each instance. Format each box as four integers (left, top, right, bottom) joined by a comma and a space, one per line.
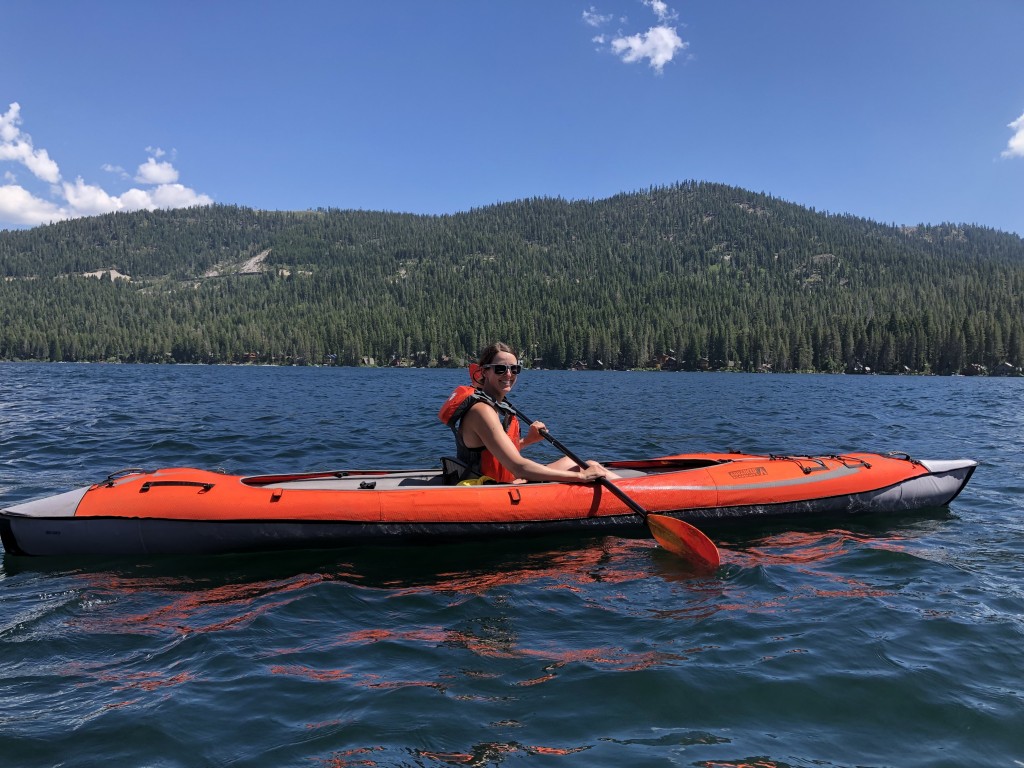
1, 181, 1023, 374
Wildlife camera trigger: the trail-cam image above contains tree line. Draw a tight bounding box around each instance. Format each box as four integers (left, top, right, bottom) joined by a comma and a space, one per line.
1, 181, 1022, 374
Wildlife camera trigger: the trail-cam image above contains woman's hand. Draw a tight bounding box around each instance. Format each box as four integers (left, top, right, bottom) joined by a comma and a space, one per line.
521, 420, 547, 448
577, 460, 616, 482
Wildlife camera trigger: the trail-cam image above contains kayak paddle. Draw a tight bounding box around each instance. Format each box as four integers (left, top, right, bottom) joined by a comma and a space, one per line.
503, 400, 720, 571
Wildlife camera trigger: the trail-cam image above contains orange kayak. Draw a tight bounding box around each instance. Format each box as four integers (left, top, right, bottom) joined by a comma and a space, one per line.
0, 451, 976, 557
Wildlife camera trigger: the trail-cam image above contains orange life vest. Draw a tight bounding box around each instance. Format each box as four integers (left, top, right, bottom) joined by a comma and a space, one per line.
438, 385, 521, 483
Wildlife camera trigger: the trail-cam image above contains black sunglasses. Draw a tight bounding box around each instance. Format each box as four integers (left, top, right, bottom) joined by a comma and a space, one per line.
483, 363, 522, 375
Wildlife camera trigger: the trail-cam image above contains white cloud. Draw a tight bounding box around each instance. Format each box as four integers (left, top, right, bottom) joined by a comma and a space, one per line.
0, 103, 213, 228
0, 184, 68, 226
62, 177, 124, 217
102, 163, 128, 178
62, 176, 213, 217
1002, 111, 1024, 159
0, 104, 20, 142
587, 1, 688, 74
148, 183, 213, 208
611, 25, 686, 73
135, 156, 179, 184
0, 103, 62, 184
583, 7, 613, 27
644, 0, 675, 22
119, 187, 156, 210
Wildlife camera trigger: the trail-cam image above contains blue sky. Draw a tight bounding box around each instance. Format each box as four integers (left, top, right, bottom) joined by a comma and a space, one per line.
3, 1, 1022, 236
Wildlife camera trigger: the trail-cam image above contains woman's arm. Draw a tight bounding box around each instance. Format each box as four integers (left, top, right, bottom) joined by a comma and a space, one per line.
519, 420, 547, 450
462, 404, 611, 483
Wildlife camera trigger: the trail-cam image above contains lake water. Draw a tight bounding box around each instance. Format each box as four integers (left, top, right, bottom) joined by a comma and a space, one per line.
1, 363, 1022, 767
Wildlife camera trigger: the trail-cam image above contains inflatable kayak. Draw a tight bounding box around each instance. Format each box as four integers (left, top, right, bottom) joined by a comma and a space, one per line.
0, 451, 976, 557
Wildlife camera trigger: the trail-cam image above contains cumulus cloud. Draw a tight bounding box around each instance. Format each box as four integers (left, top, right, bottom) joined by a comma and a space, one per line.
611, 26, 686, 72
0, 102, 213, 228
1002, 111, 1024, 159
0, 103, 61, 184
584, 0, 687, 74
61, 177, 125, 217
0, 183, 65, 227
135, 156, 179, 184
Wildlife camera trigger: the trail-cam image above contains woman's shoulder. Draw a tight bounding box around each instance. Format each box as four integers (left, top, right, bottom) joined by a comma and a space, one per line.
465, 398, 507, 426
467, 398, 497, 415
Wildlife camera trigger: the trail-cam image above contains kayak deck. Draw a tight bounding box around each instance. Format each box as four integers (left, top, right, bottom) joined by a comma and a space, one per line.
0, 452, 977, 557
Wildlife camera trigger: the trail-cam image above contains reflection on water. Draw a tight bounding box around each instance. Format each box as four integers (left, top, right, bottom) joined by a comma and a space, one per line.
74, 571, 332, 636
415, 742, 592, 766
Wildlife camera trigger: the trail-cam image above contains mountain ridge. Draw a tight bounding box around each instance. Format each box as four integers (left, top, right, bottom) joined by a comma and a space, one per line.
1, 181, 1022, 373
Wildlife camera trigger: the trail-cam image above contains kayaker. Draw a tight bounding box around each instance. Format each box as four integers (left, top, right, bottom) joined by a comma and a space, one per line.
439, 342, 618, 484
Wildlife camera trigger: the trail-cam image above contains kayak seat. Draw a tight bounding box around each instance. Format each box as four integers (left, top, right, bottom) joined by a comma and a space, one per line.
395, 474, 448, 487
441, 456, 475, 485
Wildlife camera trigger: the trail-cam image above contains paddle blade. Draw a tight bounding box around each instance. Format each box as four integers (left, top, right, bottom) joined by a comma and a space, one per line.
646, 514, 721, 571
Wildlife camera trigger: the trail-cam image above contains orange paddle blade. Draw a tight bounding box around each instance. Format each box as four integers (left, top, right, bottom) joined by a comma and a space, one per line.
646, 514, 721, 571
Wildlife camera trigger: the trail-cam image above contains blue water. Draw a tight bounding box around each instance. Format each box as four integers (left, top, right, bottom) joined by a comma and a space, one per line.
1, 363, 1022, 767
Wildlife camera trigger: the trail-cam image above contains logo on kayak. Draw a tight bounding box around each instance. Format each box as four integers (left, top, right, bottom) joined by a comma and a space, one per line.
728, 466, 768, 479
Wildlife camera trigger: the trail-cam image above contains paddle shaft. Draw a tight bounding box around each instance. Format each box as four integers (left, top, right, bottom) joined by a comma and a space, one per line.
504, 401, 650, 519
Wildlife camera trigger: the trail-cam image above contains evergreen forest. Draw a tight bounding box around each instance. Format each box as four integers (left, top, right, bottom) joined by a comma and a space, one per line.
1, 181, 1022, 375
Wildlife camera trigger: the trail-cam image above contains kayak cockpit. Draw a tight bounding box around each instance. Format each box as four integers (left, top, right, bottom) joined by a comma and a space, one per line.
243, 469, 448, 490
238, 455, 730, 490
241, 465, 655, 491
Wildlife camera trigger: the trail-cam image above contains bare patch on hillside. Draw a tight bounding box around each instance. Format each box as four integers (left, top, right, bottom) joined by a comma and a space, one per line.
83, 269, 132, 281
204, 249, 272, 277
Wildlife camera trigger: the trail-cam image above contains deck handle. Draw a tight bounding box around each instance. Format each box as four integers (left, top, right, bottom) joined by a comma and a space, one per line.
139, 480, 215, 494
104, 468, 149, 486
884, 451, 920, 465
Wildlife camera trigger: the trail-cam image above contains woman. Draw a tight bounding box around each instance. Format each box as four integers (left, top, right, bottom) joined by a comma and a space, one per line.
439, 342, 617, 484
